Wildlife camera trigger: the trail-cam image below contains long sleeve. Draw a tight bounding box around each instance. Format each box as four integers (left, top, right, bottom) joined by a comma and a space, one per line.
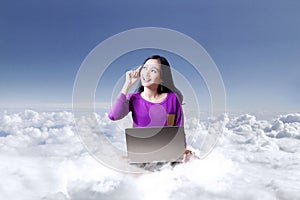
174, 101, 184, 126
108, 93, 130, 121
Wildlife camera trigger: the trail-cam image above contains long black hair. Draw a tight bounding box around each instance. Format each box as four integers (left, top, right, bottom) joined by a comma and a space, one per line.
135, 55, 184, 104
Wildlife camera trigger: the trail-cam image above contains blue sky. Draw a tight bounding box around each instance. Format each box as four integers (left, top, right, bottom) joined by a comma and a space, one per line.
1, 0, 299, 113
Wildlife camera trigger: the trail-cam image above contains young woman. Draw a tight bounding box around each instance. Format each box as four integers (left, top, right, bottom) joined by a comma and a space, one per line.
109, 55, 196, 162
108, 55, 184, 128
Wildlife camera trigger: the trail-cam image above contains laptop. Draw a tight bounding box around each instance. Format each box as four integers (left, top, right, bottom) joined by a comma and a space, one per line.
125, 126, 186, 163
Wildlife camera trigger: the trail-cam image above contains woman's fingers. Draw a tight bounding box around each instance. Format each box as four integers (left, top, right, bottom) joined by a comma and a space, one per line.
133, 70, 139, 78
125, 66, 141, 85
127, 70, 134, 77
126, 70, 139, 83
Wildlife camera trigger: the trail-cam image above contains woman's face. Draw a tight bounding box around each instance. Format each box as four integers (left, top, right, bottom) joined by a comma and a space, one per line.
140, 59, 162, 88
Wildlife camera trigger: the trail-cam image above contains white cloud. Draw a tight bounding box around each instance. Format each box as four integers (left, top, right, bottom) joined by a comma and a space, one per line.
0, 110, 300, 199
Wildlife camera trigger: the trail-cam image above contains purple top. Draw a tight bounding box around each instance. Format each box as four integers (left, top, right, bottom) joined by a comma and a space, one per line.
108, 92, 184, 127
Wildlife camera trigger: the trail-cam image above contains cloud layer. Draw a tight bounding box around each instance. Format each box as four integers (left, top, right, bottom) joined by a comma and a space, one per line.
0, 110, 299, 199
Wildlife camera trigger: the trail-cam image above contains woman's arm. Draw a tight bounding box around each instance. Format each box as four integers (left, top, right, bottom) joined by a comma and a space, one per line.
108, 93, 130, 120
108, 66, 141, 121
174, 96, 184, 126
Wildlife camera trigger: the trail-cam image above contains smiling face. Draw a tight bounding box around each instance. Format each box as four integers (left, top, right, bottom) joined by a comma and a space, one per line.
140, 59, 162, 88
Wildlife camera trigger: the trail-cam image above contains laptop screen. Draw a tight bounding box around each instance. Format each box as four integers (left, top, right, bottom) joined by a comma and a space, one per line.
125, 126, 186, 163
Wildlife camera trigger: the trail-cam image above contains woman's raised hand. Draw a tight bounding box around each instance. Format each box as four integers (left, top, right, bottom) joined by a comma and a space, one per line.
125, 69, 139, 86
122, 66, 142, 94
